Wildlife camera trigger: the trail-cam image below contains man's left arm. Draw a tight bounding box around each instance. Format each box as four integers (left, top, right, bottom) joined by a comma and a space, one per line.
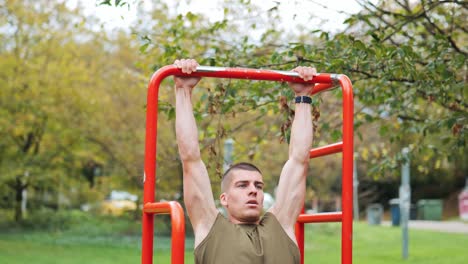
269, 66, 315, 241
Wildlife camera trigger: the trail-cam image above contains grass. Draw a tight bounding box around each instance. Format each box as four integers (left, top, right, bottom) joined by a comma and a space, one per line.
1, 218, 467, 264
306, 223, 468, 263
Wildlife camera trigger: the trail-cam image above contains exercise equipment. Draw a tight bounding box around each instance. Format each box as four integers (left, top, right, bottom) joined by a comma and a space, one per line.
141, 65, 354, 264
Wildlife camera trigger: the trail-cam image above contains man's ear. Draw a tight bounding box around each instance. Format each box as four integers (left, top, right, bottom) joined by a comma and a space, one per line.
220, 193, 227, 207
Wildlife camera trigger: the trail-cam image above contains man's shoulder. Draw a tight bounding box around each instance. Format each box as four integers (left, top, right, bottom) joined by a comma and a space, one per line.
194, 212, 223, 249
259, 211, 280, 226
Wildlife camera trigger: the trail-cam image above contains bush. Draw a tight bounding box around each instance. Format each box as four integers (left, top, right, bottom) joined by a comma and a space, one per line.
19, 208, 90, 231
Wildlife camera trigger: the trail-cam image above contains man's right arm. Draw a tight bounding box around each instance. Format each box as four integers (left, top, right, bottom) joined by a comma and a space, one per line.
174, 59, 218, 247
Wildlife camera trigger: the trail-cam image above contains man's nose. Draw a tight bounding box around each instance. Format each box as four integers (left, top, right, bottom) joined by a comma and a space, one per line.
248, 184, 257, 195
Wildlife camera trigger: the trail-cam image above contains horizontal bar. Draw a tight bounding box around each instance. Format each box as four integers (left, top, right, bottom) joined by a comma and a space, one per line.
313, 83, 335, 94
143, 202, 173, 214
309, 142, 343, 158
297, 212, 343, 223
197, 66, 313, 78
155, 65, 339, 85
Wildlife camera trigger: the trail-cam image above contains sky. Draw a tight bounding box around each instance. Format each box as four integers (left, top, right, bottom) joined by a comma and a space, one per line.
73, 0, 364, 32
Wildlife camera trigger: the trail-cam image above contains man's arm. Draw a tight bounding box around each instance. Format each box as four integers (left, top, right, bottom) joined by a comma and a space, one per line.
269, 66, 315, 242
174, 59, 218, 247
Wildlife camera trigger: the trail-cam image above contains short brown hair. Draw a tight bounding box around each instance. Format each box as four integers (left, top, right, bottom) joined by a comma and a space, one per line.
221, 162, 262, 191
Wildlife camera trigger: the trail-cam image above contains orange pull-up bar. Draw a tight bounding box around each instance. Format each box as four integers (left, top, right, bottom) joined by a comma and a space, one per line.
142, 65, 354, 264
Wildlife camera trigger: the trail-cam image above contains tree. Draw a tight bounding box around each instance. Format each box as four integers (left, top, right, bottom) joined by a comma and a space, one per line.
0, 0, 94, 220
0, 0, 147, 220
2, 0, 462, 223
341, 0, 466, 181
101, 0, 466, 203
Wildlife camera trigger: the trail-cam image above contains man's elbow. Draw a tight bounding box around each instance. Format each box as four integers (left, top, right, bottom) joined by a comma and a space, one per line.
179, 148, 201, 163
290, 150, 310, 165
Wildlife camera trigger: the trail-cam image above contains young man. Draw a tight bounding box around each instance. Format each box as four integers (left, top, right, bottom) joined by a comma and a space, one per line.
174, 59, 315, 264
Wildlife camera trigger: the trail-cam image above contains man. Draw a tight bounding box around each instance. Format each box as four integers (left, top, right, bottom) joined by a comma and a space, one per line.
174, 59, 315, 264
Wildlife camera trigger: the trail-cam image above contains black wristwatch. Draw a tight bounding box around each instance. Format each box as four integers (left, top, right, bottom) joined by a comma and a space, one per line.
295, 96, 312, 104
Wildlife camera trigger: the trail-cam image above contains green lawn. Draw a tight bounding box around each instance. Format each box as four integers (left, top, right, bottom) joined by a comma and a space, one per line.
306, 223, 468, 264
1, 222, 467, 263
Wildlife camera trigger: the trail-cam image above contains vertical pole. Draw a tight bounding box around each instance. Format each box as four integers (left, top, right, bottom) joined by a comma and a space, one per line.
340, 75, 353, 264
353, 155, 359, 221
142, 72, 164, 264
295, 208, 305, 264
223, 138, 234, 172
399, 147, 411, 260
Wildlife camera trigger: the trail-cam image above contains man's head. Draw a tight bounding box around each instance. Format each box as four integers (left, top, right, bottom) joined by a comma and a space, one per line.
220, 162, 264, 224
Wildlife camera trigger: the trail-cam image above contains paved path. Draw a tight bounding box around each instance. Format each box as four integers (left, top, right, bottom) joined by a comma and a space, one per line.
382, 220, 468, 234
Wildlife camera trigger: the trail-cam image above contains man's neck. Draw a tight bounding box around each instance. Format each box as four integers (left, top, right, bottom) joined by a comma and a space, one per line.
228, 214, 261, 225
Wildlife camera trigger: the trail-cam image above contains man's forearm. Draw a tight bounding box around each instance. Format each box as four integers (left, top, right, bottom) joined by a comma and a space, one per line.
289, 103, 313, 163
175, 87, 200, 162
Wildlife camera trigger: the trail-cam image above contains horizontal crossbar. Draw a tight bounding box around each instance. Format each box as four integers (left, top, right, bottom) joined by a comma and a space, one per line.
309, 142, 343, 158
144, 202, 176, 214
297, 212, 342, 223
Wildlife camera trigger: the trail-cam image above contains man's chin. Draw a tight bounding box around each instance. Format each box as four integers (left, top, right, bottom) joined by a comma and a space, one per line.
243, 211, 261, 222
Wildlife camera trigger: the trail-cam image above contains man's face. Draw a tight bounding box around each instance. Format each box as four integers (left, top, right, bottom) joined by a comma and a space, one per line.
220, 169, 264, 224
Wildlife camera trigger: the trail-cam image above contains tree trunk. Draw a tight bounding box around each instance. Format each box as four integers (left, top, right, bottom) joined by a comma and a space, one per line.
15, 187, 23, 222
13, 176, 28, 222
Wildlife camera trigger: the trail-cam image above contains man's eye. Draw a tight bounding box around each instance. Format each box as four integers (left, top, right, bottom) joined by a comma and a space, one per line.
256, 185, 263, 190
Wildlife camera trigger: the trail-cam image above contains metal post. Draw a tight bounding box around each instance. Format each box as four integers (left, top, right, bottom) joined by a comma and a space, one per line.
223, 138, 234, 172
353, 154, 359, 221
399, 147, 411, 260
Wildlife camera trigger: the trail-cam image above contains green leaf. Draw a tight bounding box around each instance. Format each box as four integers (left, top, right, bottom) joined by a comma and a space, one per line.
331, 130, 342, 141
379, 125, 388, 136
445, 117, 457, 129
167, 107, 175, 120
139, 43, 149, 53
98, 0, 112, 6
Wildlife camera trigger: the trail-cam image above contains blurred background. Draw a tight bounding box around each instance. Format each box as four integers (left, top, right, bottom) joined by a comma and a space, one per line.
0, 0, 466, 263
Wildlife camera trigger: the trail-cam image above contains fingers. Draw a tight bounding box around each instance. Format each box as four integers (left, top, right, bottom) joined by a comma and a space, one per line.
174, 59, 198, 74
292, 66, 317, 81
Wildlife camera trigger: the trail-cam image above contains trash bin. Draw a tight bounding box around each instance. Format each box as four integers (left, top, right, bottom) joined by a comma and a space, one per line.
417, 199, 443, 220
366, 204, 383, 225
389, 198, 400, 226
458, 179, 468, 220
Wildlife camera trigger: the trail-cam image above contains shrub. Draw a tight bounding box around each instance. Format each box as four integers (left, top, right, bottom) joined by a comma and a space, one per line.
19, 208, 90, 231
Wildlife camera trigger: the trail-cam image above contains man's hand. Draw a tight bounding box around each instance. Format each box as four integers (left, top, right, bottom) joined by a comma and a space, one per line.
288, 66, 317, 96
174, 59, 201, 90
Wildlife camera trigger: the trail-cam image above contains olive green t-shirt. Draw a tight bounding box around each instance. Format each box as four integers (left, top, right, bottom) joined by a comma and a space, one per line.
194, 212, 300, 264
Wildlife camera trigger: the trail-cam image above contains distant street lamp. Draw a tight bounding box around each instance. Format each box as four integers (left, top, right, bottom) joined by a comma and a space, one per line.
353, 153, 359, 221
223, 138, 234, 172
400, 147, 411, 260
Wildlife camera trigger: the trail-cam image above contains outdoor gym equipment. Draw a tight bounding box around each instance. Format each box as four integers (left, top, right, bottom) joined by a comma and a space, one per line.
141, 65, 354, 264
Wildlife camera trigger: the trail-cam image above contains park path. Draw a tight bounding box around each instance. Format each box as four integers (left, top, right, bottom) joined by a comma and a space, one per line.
383, 220, 468, 234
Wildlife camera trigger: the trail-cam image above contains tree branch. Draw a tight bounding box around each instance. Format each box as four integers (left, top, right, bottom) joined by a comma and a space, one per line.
86, 136, 135, 179
397, 114, 424, 122
420, 2, 467, 55
348, 68, 468, 113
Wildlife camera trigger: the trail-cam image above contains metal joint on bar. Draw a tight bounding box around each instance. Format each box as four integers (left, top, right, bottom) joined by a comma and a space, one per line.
330, 74, 343, 86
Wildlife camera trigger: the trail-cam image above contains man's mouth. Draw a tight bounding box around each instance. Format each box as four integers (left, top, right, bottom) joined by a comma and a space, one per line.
247, 200, 258, 205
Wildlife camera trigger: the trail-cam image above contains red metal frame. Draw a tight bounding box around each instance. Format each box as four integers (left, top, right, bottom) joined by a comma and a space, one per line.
142, 65, 354, 264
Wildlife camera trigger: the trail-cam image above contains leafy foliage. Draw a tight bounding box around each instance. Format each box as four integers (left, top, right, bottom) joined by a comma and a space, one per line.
0, 0, 466, 225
